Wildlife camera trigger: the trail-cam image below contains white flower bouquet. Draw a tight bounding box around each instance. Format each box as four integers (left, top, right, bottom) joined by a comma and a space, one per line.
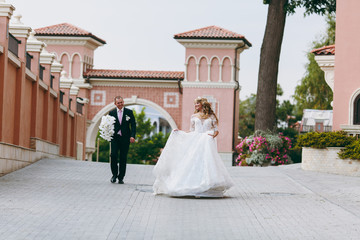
99, 115, 116, 141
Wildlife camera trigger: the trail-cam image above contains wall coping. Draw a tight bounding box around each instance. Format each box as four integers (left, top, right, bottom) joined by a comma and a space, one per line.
8, 51, 21, 68
25, 68, 36, 82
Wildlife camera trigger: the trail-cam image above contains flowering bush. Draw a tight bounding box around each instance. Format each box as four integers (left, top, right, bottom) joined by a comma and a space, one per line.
99, 115, 116, 141
236, 131, 292, 166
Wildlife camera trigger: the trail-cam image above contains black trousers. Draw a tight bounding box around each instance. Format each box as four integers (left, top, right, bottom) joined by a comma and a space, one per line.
110, 136, 130, 180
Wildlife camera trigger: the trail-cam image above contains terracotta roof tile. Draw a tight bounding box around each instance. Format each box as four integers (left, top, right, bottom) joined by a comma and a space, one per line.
174, 25, 252, 46
35, 23, 106, 44
84, 69, 184, 80
311, 45, 335, 55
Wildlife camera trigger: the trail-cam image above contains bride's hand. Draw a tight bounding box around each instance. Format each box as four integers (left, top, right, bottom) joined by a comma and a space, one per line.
208, 131, 219, 138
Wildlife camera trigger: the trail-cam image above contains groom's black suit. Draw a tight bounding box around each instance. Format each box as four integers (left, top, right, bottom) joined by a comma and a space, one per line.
109, 107, 136, 181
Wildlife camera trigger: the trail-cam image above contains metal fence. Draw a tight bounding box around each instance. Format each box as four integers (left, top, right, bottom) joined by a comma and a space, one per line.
8, 33, 21, 57
39, 65, 45, 80
26, 52, 33, 69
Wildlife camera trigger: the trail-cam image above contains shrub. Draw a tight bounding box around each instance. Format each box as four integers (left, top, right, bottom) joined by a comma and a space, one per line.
338, 140, 360, 160
236, 130, 292, 166
296, 131, 355, 149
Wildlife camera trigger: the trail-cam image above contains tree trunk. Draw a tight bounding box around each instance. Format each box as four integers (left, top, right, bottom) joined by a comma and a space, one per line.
255, 0, 287, 131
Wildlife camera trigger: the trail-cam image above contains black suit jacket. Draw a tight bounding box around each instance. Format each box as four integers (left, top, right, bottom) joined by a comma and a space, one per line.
109, 107, 136, 141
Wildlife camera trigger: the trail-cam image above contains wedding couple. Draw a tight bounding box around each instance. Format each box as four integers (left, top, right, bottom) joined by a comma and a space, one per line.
109, 96, 233, 197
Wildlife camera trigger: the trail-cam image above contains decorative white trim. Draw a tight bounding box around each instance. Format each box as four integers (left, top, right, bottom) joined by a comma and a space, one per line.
181, 81, 237, 89
50, 88, 57, 98
185, 55, 197, 65
51, 59, 62, 73
90, 90, 106, 106
348, 88, 360, 125
340, 124, 360, 134
26, 31, 45, 53
85, 98, 178, 158
9, 15, 32, 39
196, 63, 200, 82
184, 63, 188, 82
221, 56, 233, 66
59, 52, 71, 64
39, 80, 48, 91
231, 64, 235, 82
68, 60, 73, 79
198, 55, 209, 64
59, 71, 72, 88
90, 78, 179, 88
51, 52, 59, 61
0, 2, 15, 18
25, 68, 36, 82
207, 63, 211, 82
35, 36, 104, 50
60, 103, 67, 112
40, 47, 55, 65
210, 56, 221, 82
0, 45, 3, 54
69, 110, 75, 118
219, 63, 223, 82
314, 55, 335, 91
176, 39, 250, 49
71, 52, 82, 63
164, 92, 179, 108
69, 84, 79, 95
72, 78, 92, 89
8, 51, 21, 68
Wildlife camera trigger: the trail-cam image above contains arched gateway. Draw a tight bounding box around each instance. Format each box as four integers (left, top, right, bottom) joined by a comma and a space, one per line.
35, 24, 251, 165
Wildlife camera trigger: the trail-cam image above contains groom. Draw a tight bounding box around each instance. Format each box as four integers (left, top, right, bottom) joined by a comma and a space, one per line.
109, 96, 136, 184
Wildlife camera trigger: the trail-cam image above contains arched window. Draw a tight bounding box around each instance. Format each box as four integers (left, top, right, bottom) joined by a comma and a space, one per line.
354, 94, 360, 125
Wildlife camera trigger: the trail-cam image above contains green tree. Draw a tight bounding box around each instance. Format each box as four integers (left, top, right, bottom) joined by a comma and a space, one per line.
255, 0, 336, 131
293, 14, 335, 116
92, 107, 169, 164
239, 84, 296, 138
239, 94, 256, 138
127, 107, 170, 164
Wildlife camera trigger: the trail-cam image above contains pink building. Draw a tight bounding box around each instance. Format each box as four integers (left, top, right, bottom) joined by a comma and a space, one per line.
0, 1, 251, 175
313, 0, 360, 137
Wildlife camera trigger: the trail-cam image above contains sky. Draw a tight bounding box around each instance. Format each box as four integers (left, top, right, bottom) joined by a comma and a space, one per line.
9, 0, 327, 101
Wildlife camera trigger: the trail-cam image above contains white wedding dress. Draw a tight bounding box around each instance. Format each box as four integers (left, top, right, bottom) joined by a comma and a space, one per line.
153, 114, 234, 197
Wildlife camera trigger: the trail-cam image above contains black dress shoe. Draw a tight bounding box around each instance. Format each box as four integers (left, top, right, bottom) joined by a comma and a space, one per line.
110, 176, 117, 183
118, 180, 124, 184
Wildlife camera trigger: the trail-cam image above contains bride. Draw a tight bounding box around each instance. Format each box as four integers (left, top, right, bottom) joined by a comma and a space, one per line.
153, 97, 234, 197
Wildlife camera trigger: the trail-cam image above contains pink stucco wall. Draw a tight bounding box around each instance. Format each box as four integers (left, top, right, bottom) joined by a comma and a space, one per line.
186, 48, 235, 82
333, 0, 360, 129
182, 88, 236, 153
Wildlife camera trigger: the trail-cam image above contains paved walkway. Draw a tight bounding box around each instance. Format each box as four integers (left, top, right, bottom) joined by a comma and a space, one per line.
0, 159, 359, 240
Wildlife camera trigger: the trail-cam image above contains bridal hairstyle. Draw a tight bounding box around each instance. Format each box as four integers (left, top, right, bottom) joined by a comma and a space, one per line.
194, 97, 219, 124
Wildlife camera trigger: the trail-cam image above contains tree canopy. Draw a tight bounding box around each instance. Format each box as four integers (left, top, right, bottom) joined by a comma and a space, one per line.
293, 13, 335, 116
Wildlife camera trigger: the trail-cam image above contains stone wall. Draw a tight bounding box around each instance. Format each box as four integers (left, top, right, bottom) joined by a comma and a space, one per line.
301, 147, 360, 176
0, 138, 65, 176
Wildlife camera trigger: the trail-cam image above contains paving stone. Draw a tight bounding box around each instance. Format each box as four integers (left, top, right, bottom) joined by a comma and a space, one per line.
0, 159, 359, 239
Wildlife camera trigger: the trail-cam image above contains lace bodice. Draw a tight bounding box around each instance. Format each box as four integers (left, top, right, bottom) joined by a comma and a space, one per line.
190, 114, 218, 133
